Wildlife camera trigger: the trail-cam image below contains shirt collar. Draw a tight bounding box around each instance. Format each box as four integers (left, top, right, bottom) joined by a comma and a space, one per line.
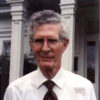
34, 68, 47, 88
34, 67, 64, 89
51, 67, 64, 89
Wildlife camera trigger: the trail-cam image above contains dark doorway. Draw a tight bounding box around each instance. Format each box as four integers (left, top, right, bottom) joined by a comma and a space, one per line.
0, 54, 10, 100
27, 0, 61, 16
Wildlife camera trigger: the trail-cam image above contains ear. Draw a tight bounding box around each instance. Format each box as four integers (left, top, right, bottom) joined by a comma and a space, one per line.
62, 39, 69, 53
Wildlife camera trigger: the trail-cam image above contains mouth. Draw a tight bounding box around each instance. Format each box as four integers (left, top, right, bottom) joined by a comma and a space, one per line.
39, 55, 54, 61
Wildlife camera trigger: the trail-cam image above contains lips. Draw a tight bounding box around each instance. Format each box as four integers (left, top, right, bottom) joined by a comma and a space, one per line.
37, 52, 54, 61
38, 55, 54, 61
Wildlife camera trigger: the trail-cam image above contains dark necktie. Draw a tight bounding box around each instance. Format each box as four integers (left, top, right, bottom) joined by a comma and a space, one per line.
43, 80, 58, 100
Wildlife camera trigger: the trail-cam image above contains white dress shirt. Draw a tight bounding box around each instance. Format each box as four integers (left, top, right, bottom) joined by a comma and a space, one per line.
4, 67, 96, 100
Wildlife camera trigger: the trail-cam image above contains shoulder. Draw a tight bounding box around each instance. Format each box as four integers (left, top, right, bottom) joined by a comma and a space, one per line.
6, 70, 38, 92
61, 69, 96, 100
62, 69, 93, 88
4, 70, 38, 100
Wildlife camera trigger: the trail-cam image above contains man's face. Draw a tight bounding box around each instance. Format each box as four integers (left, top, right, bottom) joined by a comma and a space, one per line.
30, 23, 69, 76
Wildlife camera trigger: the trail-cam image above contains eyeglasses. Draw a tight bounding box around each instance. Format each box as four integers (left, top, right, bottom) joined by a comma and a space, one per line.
32, 38, 61, 49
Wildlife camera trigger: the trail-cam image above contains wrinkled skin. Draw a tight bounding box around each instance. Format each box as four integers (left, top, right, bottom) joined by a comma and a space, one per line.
30, 23, 69, 79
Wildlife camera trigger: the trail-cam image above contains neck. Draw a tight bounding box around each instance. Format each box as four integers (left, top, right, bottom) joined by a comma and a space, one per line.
40, 67, 60, 80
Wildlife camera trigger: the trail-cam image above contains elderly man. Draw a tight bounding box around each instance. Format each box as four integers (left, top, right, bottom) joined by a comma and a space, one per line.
4, 10, 96, 100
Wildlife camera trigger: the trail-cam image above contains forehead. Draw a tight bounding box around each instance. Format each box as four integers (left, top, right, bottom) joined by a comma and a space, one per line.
33, 23, 62, 38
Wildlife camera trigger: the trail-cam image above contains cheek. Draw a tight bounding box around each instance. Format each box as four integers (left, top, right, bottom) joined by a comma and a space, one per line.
31, 45, 39, 53
54, 48, 63, 61
31, 47, 39, 59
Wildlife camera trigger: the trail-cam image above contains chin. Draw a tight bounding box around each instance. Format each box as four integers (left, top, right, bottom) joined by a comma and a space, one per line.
39, 62, 55, 68
41, 64, 54, 68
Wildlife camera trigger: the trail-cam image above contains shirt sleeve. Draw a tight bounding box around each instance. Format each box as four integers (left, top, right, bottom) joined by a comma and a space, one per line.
3, 84, 19, 100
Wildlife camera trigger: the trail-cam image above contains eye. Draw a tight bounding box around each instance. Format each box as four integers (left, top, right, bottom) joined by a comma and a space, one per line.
34, 39, 44, 43
48, 39, 58, 43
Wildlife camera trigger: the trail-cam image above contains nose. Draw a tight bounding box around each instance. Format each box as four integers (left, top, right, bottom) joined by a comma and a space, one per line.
41, 40, 50, 51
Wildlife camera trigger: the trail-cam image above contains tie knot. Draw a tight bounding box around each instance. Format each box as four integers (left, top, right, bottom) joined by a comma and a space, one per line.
44, 80, 55, 90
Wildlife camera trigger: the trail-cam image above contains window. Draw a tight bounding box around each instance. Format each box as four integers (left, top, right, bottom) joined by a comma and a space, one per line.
0, 0, 6, 5
86, 41, 96, 83
3, 40, 11, 55
74, 56, 78, 73
0, 40, 10, 100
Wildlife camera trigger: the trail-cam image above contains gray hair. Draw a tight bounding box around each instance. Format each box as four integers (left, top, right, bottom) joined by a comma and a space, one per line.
28, 10, 69, 42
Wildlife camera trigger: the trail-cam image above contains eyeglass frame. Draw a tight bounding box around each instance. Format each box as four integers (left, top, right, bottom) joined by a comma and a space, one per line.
31, 37, 65, 49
